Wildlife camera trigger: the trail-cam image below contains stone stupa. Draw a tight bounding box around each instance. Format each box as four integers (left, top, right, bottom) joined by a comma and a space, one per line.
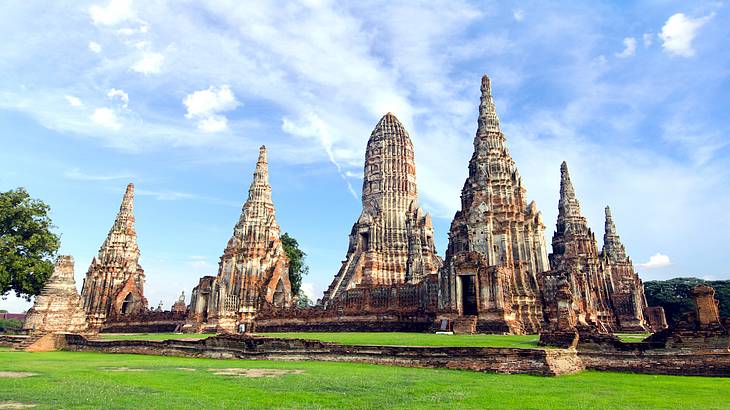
23, 255, 89, 334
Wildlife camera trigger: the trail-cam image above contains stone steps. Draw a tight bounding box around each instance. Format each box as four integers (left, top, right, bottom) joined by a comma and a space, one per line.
453, 316, 477, 334
15, 334, 45, 350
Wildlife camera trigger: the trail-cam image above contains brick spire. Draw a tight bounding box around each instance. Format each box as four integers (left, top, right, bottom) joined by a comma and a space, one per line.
247, 146, 275, 216
602, 206, 629, 264
558, 161, 583, 222
97, 182, 140, 265
478, 74, 501, 134
81, 182, 146, 327
230, 145, 280, 248
322, 112, 440, 303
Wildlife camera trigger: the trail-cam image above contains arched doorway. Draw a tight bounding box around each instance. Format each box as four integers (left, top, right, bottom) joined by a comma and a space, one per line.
273, 279, 286, 307
121, 293, 134, 315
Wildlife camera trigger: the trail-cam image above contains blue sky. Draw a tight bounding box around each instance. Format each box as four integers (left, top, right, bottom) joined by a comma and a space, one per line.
1, 1, 729, 312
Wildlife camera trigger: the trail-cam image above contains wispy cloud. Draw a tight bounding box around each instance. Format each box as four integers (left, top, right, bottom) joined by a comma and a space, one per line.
64, 168, 134, 181
136, 189, 239, 207
615, 37, 636, 58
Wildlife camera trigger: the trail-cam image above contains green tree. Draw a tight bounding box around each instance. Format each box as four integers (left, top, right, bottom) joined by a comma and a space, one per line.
0, 188, 60, 300
644, 277, 730, 325
281, 232, 308, 296
295, 292, 313, 309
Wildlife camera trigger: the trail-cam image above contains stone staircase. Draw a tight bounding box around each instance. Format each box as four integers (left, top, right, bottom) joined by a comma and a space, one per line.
453, 316, 477, 334
14, 333, 45, 350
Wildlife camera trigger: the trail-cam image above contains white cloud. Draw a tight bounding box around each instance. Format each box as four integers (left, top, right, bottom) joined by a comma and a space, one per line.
131, 52, 164, 74
117, 24, 149, 36
512, 9, 524, 22
107, 88, 129, 108
642, 33, 653, 48
89, 0, 135, 26
65, 95, 82, 107
615, 37, 636, 58
88, 41, 102, 53
197, 115, 228, 133
300, 282, 322, 302
659, 13, 714, 57
183, 85, 238, 133
636, 253, 672, 269
90, 107, 121, 130
183, 85, 237, 118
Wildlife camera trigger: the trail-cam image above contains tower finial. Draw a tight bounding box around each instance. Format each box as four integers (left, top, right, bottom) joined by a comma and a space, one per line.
558, 161, 581, 219
119, 183, 134, 215
602, 205, 628, 262
478, 73, 501, 134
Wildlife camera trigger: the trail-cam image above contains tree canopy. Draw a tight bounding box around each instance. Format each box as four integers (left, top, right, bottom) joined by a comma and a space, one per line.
0, 188, 60, 300
644, 277, 730, 325
281, 232, 309, 297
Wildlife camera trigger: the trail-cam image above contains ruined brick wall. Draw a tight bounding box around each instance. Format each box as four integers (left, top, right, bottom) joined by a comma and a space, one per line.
256, 279, 439, 332
61, 334, 582, 376
100, 311, 186, 333
645, 306, 668, 332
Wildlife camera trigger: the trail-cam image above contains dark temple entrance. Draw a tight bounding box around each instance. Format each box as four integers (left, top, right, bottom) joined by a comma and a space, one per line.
461, 275, 478, 315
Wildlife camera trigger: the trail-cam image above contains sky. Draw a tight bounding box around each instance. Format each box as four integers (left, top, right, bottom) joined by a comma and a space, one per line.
1, 0, 729, 312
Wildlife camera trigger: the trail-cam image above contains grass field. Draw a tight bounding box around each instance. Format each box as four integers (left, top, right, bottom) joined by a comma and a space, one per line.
1, 350, 729, 409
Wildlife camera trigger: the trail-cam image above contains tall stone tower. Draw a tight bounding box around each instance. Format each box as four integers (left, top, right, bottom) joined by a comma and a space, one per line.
601, 206, 649, 331
439, 75, 549, 333
541, 162, 617, 332
81, 183, 147, 329
23, 256, 89, 334
209, 146, 292, 332
322, 113, 441, 304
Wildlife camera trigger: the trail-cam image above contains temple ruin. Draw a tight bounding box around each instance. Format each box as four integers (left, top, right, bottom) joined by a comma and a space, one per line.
23, 256, 89, 335
540, 162, 649, 334
601, 206, 649, 331
438, 75, 549, 334
322, 113, 442, 305
188, 146, 292, 332
80, 183, 148, 329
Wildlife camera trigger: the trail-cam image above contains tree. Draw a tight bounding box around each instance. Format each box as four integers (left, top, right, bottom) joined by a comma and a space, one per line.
644, 277, 730, 326
280, 232, 309, 296
0, 188, 60, 300
295, 292, 313, 309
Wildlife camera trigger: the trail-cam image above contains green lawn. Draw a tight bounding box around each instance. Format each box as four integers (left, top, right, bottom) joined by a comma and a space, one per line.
1, 350, 728, 409
616, 333, 651, 343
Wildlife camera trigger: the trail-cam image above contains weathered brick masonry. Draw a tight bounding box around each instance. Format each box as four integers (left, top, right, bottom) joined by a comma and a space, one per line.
61, 334, 581, 376
57, 333, 730, 377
